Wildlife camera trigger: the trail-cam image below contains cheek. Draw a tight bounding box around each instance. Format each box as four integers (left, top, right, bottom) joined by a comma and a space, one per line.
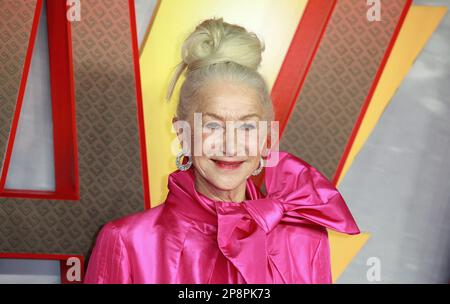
239, 128, 266, 157
201, 131, 224, 156
189, 132, 214, 157
191, 156, 211, 181
248, 156, 260, 169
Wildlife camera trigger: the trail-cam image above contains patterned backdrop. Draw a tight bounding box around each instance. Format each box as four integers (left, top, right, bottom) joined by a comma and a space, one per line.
0, 0, 146, 259
0, 0, 37, 155
281, 0, 408, 180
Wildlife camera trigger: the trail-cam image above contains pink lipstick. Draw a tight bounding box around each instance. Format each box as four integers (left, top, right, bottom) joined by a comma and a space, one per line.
212, 159, 244, 170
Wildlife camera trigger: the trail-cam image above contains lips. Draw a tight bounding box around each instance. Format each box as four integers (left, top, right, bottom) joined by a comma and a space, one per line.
212, 159, 245, 170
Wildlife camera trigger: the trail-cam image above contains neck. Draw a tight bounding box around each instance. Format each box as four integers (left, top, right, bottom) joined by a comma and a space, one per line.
193, 169, 246, 203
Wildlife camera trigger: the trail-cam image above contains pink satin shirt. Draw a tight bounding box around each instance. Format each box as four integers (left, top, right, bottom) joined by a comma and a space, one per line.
84, 151, 360, 284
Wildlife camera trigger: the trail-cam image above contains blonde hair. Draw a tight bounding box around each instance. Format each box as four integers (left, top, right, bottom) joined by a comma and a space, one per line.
166, 17, 274, 121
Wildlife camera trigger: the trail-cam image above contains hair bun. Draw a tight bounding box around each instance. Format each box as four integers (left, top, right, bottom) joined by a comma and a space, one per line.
181, 17, 265, 72
165, 18, 265, 101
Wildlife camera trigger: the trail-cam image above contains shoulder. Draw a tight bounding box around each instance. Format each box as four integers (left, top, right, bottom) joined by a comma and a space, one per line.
85, 204, 170, 283
273, 151, 313, 171
266, 151, 325, 186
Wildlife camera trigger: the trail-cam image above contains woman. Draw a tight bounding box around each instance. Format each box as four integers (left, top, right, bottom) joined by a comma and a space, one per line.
84, 18, 360, 284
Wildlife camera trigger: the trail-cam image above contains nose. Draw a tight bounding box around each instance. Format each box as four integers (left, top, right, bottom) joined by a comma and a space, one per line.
224, 125, 238, 157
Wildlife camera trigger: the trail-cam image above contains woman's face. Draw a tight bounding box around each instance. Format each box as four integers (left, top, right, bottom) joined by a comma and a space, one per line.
182, 80, 268, 192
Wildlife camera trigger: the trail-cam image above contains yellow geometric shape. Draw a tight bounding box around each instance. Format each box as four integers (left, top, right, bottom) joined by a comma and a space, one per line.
139, 0, 308, 205
336, 5, 448, 186
329, 230, 371, 282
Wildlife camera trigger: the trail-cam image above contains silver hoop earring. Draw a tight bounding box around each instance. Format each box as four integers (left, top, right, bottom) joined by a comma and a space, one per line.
251, 157, 265, 176
176, 151, 192, 171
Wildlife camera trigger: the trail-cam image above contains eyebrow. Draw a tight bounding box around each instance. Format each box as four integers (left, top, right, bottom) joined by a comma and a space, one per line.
203, 112, 261, 121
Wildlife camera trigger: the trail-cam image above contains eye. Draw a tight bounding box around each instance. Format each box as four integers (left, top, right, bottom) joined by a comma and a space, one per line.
204, 121, 222, 130
239, 122, 257, 130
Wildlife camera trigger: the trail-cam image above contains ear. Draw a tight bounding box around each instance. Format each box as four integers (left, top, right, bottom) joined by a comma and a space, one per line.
172, 116, 182, 143
172, 116, 192, 154
260, 137, 270, 158
260, 120, 279, 158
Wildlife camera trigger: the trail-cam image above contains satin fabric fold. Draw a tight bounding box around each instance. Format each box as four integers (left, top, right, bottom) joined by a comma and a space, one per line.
84, 151, 360, 284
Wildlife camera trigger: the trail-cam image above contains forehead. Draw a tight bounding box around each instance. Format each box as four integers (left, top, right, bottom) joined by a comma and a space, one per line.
197, 81, 263, 120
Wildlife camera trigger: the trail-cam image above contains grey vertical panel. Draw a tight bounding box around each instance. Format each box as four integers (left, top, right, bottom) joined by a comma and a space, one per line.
338, 0, 450, 283
5, 1, 55, 191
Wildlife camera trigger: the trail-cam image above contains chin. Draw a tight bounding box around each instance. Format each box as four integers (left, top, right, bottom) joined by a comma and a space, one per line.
209, 174, 247, 191
212, 180, 245, 191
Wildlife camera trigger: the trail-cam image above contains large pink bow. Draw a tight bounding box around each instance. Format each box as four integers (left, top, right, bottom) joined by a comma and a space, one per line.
214, 152, 360, 283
